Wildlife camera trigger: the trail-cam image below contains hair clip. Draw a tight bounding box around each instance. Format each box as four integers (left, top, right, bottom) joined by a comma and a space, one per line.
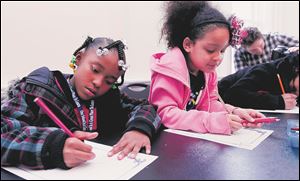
229, 15, 246, 48
96, 48, 110, 56
69, 55, 77, 72
111, 84, 117, 90
118, 60, 129, 71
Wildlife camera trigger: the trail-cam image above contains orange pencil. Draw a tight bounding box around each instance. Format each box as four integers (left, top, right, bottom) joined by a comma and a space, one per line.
277, 74, 285, 94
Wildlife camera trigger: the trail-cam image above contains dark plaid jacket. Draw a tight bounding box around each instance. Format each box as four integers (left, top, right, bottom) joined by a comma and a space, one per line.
1, 67, 161, 169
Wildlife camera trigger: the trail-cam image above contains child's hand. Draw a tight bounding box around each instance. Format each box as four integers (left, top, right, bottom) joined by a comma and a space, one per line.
107, 130, 151, 160
232, 108, 265, 128
227, 114, 243, 133
63, 131, 98, 168
288, 46, 299, 53
282, 93, 297, 110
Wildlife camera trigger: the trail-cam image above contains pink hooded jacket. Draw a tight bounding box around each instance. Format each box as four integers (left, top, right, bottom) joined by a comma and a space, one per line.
148, 47, 231, 135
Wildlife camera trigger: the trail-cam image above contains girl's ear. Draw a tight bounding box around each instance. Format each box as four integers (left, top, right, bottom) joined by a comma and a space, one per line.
75, 52, 82, 66
183, 37, 193, 53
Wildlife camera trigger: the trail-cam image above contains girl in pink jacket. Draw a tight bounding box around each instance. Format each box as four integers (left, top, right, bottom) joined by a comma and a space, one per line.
149, 1, 265, 135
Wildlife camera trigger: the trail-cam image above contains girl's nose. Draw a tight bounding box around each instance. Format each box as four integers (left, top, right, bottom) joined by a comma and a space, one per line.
213, 52, 224, 62
92, 75, 104, 88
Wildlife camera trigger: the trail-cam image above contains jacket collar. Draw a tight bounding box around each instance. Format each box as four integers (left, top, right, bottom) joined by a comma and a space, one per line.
151, 47, 191, 88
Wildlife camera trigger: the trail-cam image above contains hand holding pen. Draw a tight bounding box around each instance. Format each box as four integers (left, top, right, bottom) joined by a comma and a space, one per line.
34, 97, 98, 168
282, 94, 298, 110
217, 93, 265, 131
277, 73, 298, 110
63, 131, 98, 168
231, 108, 266, 126
226, 112, 264, 132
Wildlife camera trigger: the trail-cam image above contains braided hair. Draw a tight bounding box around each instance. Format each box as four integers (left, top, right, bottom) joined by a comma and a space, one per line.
72, 36, 127, 86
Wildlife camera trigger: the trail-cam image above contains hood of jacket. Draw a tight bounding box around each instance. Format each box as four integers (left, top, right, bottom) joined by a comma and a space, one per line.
150, 47, 191, 88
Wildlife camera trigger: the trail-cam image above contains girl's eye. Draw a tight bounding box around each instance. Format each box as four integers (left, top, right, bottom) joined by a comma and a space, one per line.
105, 81, 114, 85
92, 66, 99, 73
206, 49, 215, 54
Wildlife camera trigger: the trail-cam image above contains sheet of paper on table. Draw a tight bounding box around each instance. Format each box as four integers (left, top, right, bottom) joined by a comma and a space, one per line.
165, 128, 273, 150
2, 141, 158, 180
256, 106, 299, 114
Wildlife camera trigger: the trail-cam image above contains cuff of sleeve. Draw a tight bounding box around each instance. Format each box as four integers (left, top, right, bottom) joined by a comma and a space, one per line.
125, 120, 153, 140
225, 104, 238, 114
41, 130, 70, 169
207, 112, 231, 135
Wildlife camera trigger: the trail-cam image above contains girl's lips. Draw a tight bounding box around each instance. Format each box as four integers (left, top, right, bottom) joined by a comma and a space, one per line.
207, 64, 218, 69
85, 87, 96, 97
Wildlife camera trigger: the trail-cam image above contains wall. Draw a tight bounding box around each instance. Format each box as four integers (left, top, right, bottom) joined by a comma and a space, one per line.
1, 1, 299, 87
1, 1, 165, 87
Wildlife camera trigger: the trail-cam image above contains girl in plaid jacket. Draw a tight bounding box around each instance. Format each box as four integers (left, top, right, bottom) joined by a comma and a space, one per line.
1, 36, 161, 169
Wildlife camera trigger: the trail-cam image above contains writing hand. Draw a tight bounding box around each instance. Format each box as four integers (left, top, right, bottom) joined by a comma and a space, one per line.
63, 131, 98, 168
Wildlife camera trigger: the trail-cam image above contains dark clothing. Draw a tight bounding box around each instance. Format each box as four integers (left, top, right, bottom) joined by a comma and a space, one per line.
1, 67, 161, 169
186, 72, 205, 111
218, 53, 299, 110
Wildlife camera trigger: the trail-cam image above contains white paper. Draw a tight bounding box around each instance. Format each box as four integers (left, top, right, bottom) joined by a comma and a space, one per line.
257, 106, 299, 114
165, 128, 273, 150
2, 141, 158, 180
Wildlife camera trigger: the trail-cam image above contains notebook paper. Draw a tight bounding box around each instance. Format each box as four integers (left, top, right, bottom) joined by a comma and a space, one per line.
2, 141, 158, 180
257, 106, 299, 114
165, 128, 273, 150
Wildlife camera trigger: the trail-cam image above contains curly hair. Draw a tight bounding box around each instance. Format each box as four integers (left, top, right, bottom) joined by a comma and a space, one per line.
241, 27, 263, 47
161, 1, 231, 52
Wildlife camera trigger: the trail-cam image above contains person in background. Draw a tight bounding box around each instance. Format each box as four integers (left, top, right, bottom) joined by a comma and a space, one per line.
219, 46, 299, 110
234, 26, 299, 71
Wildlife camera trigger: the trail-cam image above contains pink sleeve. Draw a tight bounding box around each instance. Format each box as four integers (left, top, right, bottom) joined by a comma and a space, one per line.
149, 74, 231, 135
